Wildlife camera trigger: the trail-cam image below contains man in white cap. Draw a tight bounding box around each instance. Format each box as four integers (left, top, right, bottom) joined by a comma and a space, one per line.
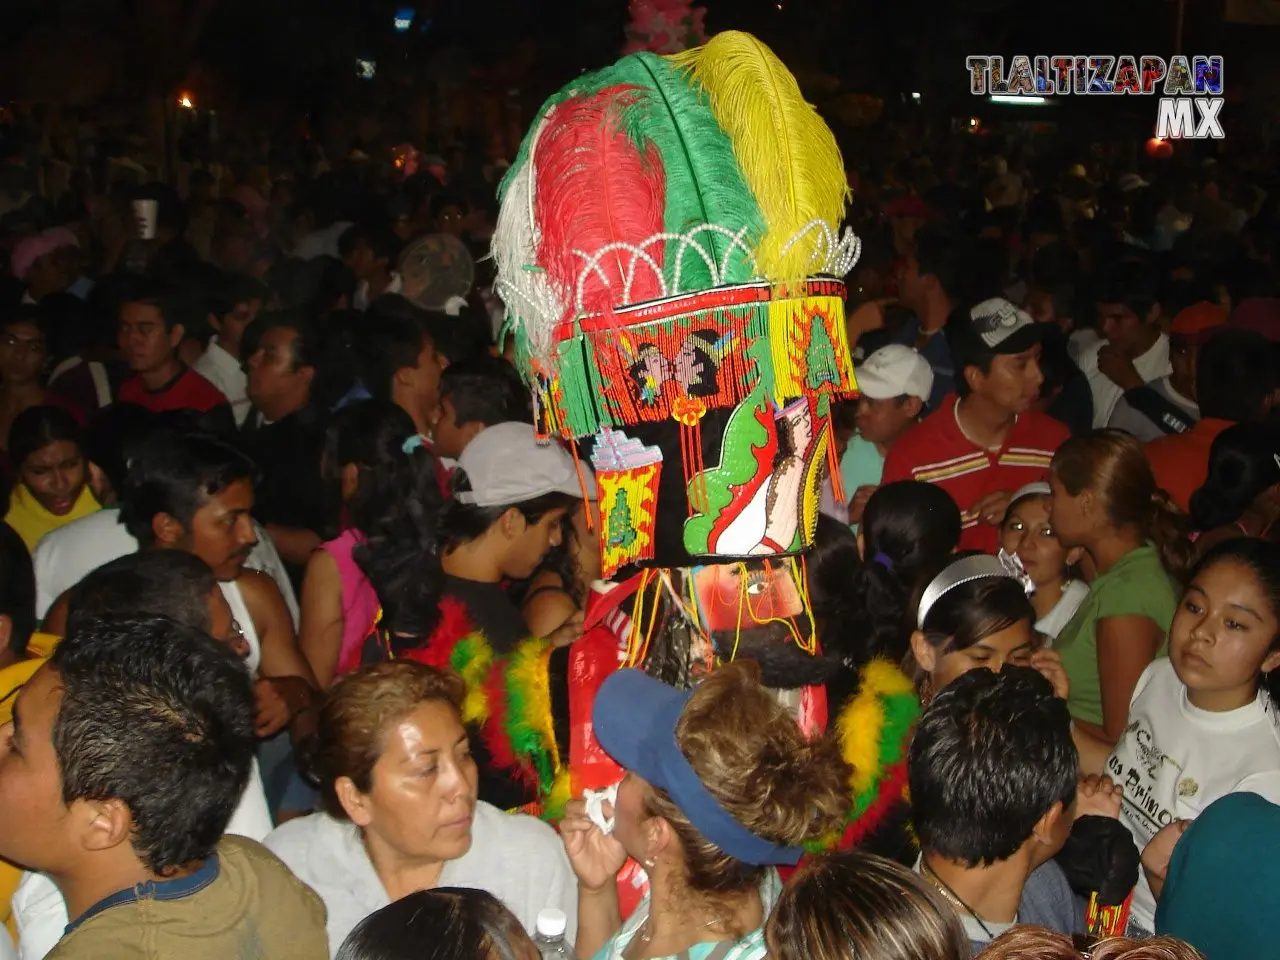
824, 344, 933, 528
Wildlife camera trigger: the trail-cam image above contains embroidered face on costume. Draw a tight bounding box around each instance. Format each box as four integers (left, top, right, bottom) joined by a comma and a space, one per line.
693, 560, 805, 633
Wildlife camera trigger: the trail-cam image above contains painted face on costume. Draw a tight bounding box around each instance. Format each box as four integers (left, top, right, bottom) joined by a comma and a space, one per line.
693, 562, 805, 633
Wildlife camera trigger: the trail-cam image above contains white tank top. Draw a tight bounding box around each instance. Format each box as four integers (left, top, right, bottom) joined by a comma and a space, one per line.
218, 579, 262, 677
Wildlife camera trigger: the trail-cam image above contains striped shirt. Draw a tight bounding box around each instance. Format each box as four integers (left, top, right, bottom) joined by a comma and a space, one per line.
882, 395, 1070, 553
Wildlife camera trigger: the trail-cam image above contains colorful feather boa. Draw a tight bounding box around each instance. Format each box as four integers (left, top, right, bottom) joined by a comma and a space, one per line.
808, 659, 920, 852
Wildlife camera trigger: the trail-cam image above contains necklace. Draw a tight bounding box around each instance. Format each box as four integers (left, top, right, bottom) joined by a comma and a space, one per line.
636, 914, 728, 947
920, 862, 999, 941
953, 399, 1007, 453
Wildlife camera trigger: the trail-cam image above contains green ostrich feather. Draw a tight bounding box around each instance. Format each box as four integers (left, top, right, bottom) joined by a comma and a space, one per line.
501, 53, 763, 294
850, 693, 920, 816
450, 633, 493, 681
501, 639, 558, 797
600, 53, 764, 291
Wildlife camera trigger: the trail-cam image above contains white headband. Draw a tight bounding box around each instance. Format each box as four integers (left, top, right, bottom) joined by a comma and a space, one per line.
916, 552, 1032, 629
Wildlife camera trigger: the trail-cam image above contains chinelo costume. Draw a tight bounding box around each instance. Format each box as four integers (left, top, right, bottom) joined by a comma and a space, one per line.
373, 30, 919, 911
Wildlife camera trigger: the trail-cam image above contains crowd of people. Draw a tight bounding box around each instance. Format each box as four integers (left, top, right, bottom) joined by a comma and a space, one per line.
0, 33, 1279, 960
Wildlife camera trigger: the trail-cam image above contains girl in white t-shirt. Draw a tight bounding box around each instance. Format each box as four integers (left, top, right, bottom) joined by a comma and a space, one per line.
1000, 482, 1090, 643
1105, 538, 1280, 935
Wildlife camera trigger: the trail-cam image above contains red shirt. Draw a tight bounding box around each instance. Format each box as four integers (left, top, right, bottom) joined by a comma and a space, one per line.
117, 366, 228, 415
1145, 417, 1234, 514
882, 395, 1071, 553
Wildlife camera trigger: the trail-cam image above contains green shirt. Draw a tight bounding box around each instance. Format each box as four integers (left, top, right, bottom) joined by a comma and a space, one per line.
839, 435, 885, 533
1056, 543, 1178, 726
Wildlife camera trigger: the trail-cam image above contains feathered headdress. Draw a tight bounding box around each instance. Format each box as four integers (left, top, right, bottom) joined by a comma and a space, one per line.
493, 31, 861, 573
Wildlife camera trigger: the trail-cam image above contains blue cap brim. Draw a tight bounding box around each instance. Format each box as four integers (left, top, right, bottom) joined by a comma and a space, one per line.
591, 668, 805, 867
593, 669, 690, 782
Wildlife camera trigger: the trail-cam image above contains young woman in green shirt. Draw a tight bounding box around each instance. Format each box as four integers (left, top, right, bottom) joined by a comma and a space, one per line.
1048, 430, 1193, 768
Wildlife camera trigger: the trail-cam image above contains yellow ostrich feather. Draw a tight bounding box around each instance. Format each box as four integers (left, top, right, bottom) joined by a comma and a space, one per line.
669, 31, 850, 282
836, 660, 917, 797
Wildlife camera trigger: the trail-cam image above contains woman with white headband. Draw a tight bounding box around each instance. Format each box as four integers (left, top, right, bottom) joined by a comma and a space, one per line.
907, 553, 1069, 705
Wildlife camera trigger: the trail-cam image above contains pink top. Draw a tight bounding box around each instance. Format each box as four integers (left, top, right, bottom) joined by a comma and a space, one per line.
321, 529, 380, 679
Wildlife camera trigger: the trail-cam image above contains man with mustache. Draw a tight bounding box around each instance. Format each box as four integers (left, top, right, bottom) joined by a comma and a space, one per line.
44, 430, 317, 741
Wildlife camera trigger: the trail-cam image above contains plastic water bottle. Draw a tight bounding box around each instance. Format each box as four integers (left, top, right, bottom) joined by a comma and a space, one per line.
534, 908, 574, 960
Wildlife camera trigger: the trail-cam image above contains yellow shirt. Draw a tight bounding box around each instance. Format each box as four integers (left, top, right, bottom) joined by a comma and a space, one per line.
0, 656, 46, 937
4, 483, 100, 553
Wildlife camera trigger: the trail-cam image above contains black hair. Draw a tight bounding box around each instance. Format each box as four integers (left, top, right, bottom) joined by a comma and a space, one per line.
0, 524, 35, 659
264, 256, 324, 312
118, 431, 257, 545
335, 887, 530, 960
337, 403, 447, 639
358, 298, 442, 401
338, 223, 402, 266
1196, 328, 1277, 423
118, 278, 182, 331
914, 222, 970, 303
438, 356, 531, 428
1190, 423, 1280, 531
313, 255, 358, 314
82, 403, 156, 499
912, 554, 1036, 676
909, 666, 1077, 866
66, 551, 217, 637
207, 271, 269, 322
0, 303, 47, 337
49, 616, 255, 874
943, 303, 993, 399
324, 398, 433, 536
1095, 258, 1160, 321
439, 483, 579, 554
7, 404, 83, 472
253, 308, 323, 371
1189, 539, 1280, 710
818, 482, 962, 669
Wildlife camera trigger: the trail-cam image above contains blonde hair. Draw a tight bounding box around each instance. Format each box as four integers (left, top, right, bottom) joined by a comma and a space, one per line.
765, 850, 968, 960
643, 661, 851, 896
313, 661, 465, 819
1050, 429, 1193, 579
976, 926, 1203, 959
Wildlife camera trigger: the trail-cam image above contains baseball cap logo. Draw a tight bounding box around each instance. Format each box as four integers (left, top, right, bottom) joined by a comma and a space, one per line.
970, 297, 1029, 347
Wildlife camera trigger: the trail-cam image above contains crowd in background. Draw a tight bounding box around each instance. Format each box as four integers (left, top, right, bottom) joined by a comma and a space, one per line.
0, 100, 1277, 960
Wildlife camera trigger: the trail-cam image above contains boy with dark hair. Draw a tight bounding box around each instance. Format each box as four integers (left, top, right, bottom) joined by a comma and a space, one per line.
359, 298, 451, 436
193, 271, 269, 426
1082, 259, 1171, 427
44, 431, 316, 740
911, 667, 1082, 953
882, 299, 1069, 552
340, 224, 403, 311
116, 281, 231, 421
895, 221, 971, 408
429, 356, 532, 460
243, 311, 328, 582
0, 618, 326, 959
